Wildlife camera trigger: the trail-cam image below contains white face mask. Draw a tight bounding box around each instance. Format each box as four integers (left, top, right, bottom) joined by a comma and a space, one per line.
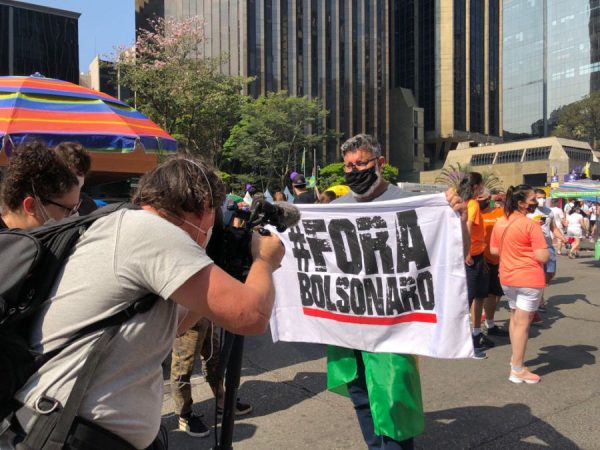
76, 176, 85, 189
537, 198, 545, 207
183, 219, 213, 248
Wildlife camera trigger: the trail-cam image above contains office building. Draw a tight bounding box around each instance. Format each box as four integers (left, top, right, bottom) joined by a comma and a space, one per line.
503, 0, 600, 139
0, 0, 79, 83
420, 136, 600, 187
392, 0, 503, 170
135, 1, 503, 176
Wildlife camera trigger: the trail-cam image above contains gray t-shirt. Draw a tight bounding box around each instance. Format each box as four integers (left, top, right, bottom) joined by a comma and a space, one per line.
15, 209, 212, 448
333, 183, 420, 203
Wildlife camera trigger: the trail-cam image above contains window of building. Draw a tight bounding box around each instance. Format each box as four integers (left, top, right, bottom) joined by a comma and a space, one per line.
564, 146, 593, 162
495, 149, 523, 164
470, 153, 496, 165
524, 146, 551, 161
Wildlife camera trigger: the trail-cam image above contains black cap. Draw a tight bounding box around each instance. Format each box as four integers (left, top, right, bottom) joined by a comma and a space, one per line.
292, 174, 307, 186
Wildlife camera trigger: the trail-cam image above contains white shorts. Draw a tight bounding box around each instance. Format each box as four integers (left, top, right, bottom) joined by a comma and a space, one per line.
567, 228, 582, 238
501, 286, 543, 312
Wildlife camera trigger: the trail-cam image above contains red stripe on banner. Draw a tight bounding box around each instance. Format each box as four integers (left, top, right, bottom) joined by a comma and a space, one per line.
302, 308, 437, 325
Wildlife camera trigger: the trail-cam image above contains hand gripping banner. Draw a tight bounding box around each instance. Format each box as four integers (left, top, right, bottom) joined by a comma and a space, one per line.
270, 193, 474, 359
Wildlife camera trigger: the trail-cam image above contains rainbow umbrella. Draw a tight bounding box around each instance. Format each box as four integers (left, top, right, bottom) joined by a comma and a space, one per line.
0, 75, 177, 156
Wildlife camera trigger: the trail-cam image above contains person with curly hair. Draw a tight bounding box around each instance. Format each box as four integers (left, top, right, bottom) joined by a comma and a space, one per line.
53, 141, 98, 215
0, 142, 80, 229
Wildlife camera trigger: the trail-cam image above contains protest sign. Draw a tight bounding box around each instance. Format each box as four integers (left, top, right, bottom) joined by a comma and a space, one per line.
270, 193, 474, 358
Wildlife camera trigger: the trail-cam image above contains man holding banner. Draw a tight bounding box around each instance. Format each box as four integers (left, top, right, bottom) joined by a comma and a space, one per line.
270, 134, 469, 450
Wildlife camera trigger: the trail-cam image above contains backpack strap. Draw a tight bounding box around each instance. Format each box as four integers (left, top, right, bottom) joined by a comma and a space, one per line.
21, 293, 158, 450
35, 293, 158, 368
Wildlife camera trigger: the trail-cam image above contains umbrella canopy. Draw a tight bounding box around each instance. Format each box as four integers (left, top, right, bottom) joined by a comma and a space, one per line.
550, 180, 600, 200
0, 75, 177, 155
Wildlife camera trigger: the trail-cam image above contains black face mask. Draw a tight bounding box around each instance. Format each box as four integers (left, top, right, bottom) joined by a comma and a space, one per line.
526, 203, 538, 214
478, 200, 490, 210
344, 167, 379, 195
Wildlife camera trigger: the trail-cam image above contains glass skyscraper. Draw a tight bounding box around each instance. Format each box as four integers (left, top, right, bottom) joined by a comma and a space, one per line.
136, 0, 502, 172
0, 0, 79, 84
503, 0, 600, 138
390, 0, 503, 169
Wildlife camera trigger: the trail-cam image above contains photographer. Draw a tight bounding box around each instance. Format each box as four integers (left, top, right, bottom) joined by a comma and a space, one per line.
11, 156, 284, 449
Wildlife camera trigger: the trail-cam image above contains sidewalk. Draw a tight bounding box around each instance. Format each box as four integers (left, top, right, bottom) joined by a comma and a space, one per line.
161, 250, 600, 449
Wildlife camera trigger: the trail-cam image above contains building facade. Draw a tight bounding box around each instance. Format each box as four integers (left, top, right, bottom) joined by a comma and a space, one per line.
135, 0, 502, 177
420, 136, 600, 187
503, 0, 600, 139
0, 0, 79, 83
392, 0, 503, 170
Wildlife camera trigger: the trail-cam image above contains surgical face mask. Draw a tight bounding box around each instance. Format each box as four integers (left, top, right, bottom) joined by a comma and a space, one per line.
537, 198, 545, 208
183, 219, 213, 248
344, 166, 379, 195
77, 176, 85, 189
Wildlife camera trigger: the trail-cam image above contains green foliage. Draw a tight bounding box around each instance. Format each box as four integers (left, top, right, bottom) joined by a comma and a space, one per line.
114, 16, 250, 163
552, 91, 600, 149
435, 163, 504, 192
317, 162, 345, 191
223, 91, 336, 189
381, 164, 399, 185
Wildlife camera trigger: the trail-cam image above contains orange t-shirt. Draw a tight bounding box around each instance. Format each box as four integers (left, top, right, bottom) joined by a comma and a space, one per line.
467, 199, 486, 256
482, 207, 504, 265
489, 214, 547, 288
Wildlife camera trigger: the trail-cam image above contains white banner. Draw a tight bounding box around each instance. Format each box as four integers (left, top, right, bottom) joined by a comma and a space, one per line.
270, 193, 474, 359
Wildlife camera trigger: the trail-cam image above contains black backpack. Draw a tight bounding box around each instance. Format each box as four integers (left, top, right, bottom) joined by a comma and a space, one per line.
0, 203, 157, 428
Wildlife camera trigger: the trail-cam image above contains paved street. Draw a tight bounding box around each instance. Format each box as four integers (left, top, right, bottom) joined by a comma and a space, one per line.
162, 248, 600, 449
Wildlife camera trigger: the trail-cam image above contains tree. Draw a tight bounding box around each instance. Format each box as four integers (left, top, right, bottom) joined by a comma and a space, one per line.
114, 16, 250, 162
553, 91, 600, 149
317, 162, 346, 191
317, 162, 401, 191
435, 163, 504, 192
222, 91, 335, 191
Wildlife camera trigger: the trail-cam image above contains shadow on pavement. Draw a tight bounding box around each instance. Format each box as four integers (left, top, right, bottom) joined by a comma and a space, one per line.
164, 371, 327, 449
527, 292, 599, 338
549, 276, 574, 284
243, 331, 326, 374
525, 344, 597, 376
166, 419, 258, 450
418, 403, 579, 449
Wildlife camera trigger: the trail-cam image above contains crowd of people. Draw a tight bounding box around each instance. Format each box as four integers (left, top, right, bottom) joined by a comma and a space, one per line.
461, 174, 595, 384
0, 136, 592, 450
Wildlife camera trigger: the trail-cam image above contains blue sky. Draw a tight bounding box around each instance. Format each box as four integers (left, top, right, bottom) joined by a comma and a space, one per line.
25, 0, 135, 72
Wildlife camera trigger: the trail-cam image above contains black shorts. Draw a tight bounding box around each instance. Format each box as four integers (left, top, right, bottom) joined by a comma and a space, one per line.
487, 262, 504, 297
465, 252, 489, 304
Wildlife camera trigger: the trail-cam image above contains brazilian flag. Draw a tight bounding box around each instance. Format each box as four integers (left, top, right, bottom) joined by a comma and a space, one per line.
327, 346, 424, 441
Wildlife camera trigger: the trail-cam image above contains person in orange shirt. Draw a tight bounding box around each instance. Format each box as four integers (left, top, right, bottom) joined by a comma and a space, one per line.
459, 172, 493, 358
481, 192, 508, 337
490, 185, 549, 384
